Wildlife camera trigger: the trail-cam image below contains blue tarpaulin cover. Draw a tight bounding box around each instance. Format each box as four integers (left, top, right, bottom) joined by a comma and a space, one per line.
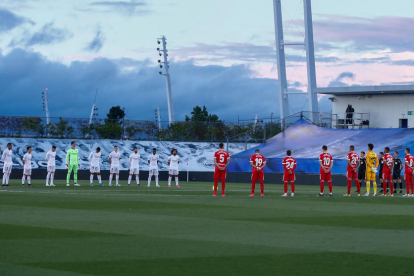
227, 119, 414, 174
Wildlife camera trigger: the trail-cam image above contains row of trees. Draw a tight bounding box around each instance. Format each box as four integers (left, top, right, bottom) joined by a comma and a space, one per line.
0, 106, 282, 142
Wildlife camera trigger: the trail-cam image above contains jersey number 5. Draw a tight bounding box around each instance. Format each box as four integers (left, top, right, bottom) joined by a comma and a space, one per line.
219, 154, 225, 163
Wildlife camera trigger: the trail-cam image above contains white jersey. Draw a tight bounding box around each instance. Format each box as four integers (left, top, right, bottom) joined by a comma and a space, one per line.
168, 155, 180, 169
2, 149, 12, 164
148, 154, 159, 168
129, 152, 140, 168
89, 151, 101, 167
23, 153, 32, 168
109, 151, 121, 166
46, 150, 56, 167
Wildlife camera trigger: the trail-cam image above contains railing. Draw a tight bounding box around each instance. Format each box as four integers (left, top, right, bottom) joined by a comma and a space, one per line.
331, 113, 370, 129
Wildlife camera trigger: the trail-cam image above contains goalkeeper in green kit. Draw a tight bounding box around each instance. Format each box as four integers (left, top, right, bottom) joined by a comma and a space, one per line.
66, 141, 81, 186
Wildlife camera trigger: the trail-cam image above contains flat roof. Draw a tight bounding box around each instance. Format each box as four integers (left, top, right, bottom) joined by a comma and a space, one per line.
315, 85, 414, 95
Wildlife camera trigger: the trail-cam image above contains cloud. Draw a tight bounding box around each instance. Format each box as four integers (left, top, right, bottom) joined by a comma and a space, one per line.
310, 15, 414, 53
328, 72, 355, 87
88, 0, 150, 15
0, 49, 331, 122
0, 8, 33, 33
85, 30, 105, 52
9, 22, 72, 47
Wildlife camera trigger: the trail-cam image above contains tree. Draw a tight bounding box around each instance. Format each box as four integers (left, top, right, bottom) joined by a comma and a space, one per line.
21, 117, 43, 137
183, 106, 221, 140
49, 117, 74, 138
107, 106, 125, 123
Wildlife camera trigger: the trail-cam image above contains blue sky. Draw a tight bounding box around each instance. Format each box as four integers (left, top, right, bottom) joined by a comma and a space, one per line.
1, 0, 414, 122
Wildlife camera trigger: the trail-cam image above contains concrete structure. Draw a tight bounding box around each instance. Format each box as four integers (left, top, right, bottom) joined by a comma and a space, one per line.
317, 86, 414, 128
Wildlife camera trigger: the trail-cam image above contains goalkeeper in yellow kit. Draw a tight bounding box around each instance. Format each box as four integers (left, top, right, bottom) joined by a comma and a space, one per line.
364, 143, 379, 196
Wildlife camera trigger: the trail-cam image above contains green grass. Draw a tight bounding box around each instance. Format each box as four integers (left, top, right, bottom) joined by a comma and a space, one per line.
1, 179, 414, 275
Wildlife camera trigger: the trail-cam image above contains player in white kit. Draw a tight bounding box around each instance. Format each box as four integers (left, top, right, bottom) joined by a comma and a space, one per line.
168, 149, 180, 188
2, 143, 13, 187
148, 148, 160, 187
128, 147, 140, 187
89, 147, 103, 186
22, 146, 33, 187
109, 145, 121, 186
46, 146, 57, 186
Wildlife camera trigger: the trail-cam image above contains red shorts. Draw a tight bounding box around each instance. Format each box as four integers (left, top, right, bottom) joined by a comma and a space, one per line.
405, 173, 413, 183
346, 169, 358, 179
283, 172, 295, 182
382, 171, 392, 181
214, 167, 227, 180
252, 169, 264, 182
320, 170, 331, 182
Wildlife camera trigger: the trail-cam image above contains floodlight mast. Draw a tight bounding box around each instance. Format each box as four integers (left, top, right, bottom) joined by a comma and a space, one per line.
157, 35, 175, 126
43, 88, 50, 125
273, 0, 319, 128
89, 89, 99, 125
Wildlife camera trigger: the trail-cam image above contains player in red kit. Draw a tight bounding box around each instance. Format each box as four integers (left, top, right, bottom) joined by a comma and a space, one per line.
282, 150, 296, 197
404, 148, 414, 197
382, 147, 394, 196
318, 145, 333, 197
344, 145, 361, 196
249, 149, 266, 197
213, 143, 230, 197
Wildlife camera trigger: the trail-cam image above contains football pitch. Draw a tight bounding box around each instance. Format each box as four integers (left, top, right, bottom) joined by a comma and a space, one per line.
1, 180, 414, 276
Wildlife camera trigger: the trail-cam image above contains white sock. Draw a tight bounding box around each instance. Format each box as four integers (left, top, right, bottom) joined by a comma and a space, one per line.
22, 175, 26, 184
155, 176, 159, 186
51, 173, 54, 185
109, 174, 113, 185
6, 174, 10, 185
2, 174, 5, 185
116, 174, 119, 185
175, 177, 179, 186
90, 174, 94, 184
148, 175, 151, 186
97, 175, 101, 183
128, 175, 132, 184
168, 176, 172, 185
27, 176, 31, 185
136, 175, 139, 184
46, 172, 50, 185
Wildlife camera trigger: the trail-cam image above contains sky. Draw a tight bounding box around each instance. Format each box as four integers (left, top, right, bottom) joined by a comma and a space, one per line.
1, 0, 414, 122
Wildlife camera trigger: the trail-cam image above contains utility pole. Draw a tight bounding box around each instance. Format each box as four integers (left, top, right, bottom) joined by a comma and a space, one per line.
157, 36, 175, 126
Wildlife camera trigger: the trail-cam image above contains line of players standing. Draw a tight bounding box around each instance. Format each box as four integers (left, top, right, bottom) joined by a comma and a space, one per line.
0, 142, 181, 188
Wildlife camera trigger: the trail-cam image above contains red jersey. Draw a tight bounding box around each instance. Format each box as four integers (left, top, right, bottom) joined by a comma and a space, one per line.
383, 153, 393, 173
214, 150, 230, 168
282, 156, 297, 172
250, 154, 266, 169
319, 152, 333, 170
405, 154, 414, 174
346, 152, 359, 170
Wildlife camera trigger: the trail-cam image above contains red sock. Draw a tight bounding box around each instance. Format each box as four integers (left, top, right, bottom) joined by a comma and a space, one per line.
328, 181, 332, 193
406, 181, 410, 194
251, 181, 255, 194
221, 179, 225, 195
390, 182, 394, 195
383, 182, 387, 194
411, 180, 414, 194
260, 181, 264, 194
291, 182, 295, 193
284, 182, 288, 193
347, 180, 352, 195
355, 180, 360, 194
320, 181, 324, 193
214, 179, 219, 194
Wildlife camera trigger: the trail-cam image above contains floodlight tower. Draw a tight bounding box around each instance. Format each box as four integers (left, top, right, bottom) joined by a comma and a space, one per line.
155, 107, 162, 129
157, 35, 175, 125
41, 88, 50, 125
273, 0, 319, 127
89, 89, 99, 125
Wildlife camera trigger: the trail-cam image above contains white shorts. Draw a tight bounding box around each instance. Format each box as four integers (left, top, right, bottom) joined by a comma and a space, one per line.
149, 167, 159, 176
23, 167, 32, 175
3, 163, 12, 174
47, 165, 56, 173
90, 165, 100, 173
169, 168, 179, 175
110, 165, 120, 174
130, 167, 139, 175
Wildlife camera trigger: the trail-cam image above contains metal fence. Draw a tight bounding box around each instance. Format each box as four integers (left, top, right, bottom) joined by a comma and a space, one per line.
0, 112, 335, 142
